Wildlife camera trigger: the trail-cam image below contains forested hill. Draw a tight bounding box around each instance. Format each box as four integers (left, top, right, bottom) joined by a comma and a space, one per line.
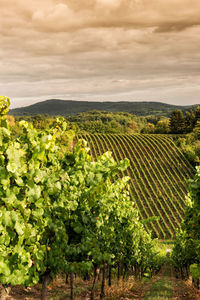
9, 99, 198, 116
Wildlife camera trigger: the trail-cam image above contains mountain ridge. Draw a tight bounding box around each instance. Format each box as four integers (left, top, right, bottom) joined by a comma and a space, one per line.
9, 99, 199, 117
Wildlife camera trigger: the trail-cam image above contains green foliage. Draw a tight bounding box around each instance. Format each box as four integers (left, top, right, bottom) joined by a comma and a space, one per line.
9, 99, 198, 117
170, 110, 185, 134
140, 118, 170, 134
170, 105, 200, 134
140, 117, 170, 134
67, 110, 143, 134
0, 96, 10, 116
190, 264, 200, 281
173, 106, 200, 165
184, 111, 196, 133
193, 121, 200, 140
0, 112, 79, 285
18, 114, 55, 129
174, 133, 200, 166
0, 97, 162, 291
82, 133, 194, 239
155, 119, 170, 134
172, 166, 200, 283
141, 123, 155, 134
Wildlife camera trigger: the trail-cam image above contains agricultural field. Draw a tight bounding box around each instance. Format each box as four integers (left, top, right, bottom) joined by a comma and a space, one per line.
1, 94, 199, 298
80, 133, 195, 239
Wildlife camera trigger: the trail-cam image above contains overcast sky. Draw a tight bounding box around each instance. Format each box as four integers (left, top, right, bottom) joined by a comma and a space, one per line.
1, 0, 200, 108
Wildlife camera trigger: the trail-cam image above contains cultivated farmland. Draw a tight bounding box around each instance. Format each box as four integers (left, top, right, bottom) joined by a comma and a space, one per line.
80, 134, 194, 239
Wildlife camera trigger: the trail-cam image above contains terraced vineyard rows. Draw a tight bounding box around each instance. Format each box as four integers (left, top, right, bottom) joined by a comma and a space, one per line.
79, 134, 194, 239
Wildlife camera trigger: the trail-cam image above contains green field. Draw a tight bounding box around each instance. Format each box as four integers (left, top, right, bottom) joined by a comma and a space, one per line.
80, 134, 194, 239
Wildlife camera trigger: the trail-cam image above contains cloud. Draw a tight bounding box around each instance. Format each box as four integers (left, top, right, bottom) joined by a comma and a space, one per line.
32, 3, 78, 31
2, 0, 200, 34
96, 0, 121, 8
0, 0, 200, 107
28, 1, 200, 33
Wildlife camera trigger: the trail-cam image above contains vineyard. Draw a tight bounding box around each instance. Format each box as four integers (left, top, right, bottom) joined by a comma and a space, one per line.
80, 133, 195, 239
1, 97, 168, 300
0, 96, 199, 299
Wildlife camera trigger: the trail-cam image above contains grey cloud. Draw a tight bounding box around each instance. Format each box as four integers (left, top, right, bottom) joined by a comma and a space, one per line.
1, 0, 200, 34
0, 0, 200, 106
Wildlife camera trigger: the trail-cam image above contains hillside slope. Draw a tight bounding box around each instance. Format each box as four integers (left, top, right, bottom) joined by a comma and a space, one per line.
10, 99, 198, 116
80, 133, 195, 238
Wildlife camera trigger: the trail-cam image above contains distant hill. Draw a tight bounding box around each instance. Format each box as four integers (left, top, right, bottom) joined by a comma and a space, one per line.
9, 99, 198, 117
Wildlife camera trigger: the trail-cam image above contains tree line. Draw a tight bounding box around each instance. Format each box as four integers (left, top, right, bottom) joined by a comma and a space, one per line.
170, 106, 200, 134
9, 105, 200, 136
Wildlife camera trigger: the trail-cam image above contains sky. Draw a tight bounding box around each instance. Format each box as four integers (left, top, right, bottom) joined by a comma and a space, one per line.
1, 0, 200, 108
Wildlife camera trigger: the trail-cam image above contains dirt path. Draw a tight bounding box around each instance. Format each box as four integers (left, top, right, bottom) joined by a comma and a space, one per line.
142, 263, 200, 300
5, 261, 200, 299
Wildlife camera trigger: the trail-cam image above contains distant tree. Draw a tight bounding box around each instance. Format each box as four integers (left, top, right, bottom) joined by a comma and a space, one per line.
108, 120, 122, 133
126, 121, 138, 133
67, 111, 145, 134
145, 116, 160, 125
170, 110, 185, 134
193, 121, 200, 140
155, 119, 170, 134
141, 123, 155, 134
194, 106, 200, 125
184, 111, 196, 133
